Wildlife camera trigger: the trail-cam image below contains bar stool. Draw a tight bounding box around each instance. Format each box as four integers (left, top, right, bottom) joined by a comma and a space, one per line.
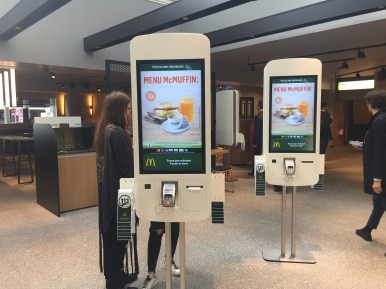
1, 135, 34, 184
223, 168, 235, 193
1, 136, 17, 177
213, 167, 235, 193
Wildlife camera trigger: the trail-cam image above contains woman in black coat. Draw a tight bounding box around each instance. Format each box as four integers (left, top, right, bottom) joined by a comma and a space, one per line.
355, 90, 386, 251
94, 91, 136, 289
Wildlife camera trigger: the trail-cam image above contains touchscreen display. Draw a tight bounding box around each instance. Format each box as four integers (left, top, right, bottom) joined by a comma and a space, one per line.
269, 75, 317, 153
136, 59, 205, 174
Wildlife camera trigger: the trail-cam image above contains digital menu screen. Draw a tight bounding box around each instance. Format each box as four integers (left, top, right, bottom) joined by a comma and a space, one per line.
269, 75, 317, 153
136, 59, 205, 174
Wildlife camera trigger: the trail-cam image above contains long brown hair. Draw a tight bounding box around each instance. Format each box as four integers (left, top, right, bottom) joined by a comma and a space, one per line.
94, 91, 130, 154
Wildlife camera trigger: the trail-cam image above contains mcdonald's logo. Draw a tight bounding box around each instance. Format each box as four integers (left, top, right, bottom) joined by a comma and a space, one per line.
273, 142, 280, 148
145, 158, 156, 166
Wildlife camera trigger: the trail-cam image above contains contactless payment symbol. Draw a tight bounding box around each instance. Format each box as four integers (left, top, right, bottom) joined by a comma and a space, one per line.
256, 164, 265, 173
118, 195, 131, 208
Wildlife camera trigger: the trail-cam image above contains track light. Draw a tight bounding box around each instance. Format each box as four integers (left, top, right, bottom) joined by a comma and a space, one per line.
380, 67, 386, 78
357, 50, 366, 59
355, 72, 361, 78
338, 61, 349, 70
50, 72, 56, 79
250, 65, 255, 72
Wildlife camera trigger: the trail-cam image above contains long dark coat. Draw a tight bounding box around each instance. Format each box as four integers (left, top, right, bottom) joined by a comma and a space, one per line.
97, 124, 134, 233
363, 109, 386, 195
320, 110, 333, 140
253, 110, 263, 155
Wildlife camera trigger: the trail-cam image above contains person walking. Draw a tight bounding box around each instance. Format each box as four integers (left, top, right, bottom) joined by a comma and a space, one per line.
354, 90, 386, 252
248, 100, 264, 176
94, 91, 137, 289
320, 102, 333, 154
249, 100, 282, 192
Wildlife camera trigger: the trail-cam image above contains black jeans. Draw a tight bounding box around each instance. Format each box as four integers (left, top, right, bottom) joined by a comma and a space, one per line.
147, 222, 179, 273
320, 138, 329, 154
102, 219, 127, 285
367, 194, 386, 229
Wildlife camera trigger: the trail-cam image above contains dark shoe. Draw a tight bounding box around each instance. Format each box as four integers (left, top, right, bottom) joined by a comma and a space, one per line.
120, 272, 138, 284
120, 272, 138, 289
274, 185, 282, 192
355, 229, 372, 241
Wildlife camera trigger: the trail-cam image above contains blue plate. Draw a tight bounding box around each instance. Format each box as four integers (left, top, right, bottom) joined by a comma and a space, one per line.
285, 117, 305, 126
161, 121, 189, 133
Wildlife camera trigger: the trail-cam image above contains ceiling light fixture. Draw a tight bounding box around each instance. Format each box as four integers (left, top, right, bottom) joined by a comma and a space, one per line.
380, 66, 386, 78
338, 80, 375, 91
338, 61, 349, 70
147, 0, 177, 5
50, 72, 56, 79
357, 49, 366, 59
248, 42, 386, 67
250, 65, 255, 72
355, 72, 361, 78
10, 68, 17, 107
336, 64, 386, 78
0, 73, 4, 109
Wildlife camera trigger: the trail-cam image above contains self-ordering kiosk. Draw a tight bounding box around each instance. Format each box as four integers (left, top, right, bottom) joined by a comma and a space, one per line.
257, 58, 322, 264
120, 33, 224, 289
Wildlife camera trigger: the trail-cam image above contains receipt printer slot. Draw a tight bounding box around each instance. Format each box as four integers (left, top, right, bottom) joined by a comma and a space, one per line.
161, 182, 177, 207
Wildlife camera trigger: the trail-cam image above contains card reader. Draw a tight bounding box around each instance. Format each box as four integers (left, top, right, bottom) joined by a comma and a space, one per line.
284, 158, 296, 175
161, 182, 176, 207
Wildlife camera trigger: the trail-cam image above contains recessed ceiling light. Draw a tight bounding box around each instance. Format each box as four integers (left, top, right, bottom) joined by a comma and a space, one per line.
147, 0, 177, 5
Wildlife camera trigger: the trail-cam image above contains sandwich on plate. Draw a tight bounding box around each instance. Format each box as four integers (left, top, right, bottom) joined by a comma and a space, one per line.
275, 104, 297, 118
153, 101, 178, 117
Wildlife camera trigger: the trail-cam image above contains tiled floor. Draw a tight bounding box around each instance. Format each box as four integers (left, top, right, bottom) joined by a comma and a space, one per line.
0, 145, 385, 289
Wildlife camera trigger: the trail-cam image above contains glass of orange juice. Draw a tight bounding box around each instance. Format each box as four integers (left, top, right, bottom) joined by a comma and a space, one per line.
298, 101, 309, 118
179, 97, 194, 124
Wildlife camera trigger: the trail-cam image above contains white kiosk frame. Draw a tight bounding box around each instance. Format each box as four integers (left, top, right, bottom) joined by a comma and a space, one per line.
129, 33, 224, 289
261, 58, 322, 264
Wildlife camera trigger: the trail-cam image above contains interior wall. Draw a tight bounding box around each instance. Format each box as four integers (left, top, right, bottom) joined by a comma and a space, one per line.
0, 0, 158, 70
56, 92, 104, 123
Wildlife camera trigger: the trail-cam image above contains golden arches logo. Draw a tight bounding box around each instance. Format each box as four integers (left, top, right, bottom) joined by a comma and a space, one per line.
145, 158, 156, 166
273, 142, 280, 148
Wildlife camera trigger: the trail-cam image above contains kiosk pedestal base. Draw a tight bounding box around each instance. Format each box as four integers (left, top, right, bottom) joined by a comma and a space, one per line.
263, 249, 316, 264
263, 186, 316, 265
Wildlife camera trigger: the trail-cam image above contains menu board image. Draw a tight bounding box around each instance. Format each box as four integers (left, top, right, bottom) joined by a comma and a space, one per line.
137, 59, 205, 174
269, 76, 317, 153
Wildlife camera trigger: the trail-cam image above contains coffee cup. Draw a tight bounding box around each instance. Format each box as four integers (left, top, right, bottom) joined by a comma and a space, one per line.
166, 112, 188, 128
289, 110, 304, 122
